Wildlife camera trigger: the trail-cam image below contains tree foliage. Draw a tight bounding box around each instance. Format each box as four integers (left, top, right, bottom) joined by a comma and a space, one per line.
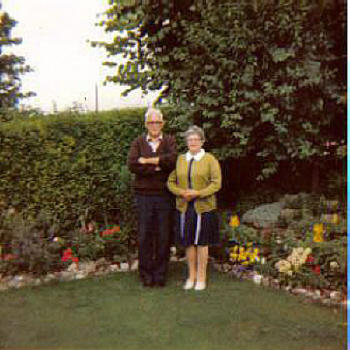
96, 0, 346, 178
0, 7, 33, 119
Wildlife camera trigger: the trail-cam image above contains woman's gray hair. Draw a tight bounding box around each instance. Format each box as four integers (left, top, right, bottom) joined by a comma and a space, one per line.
144, 107, 163, 122
183, 125, 205, 142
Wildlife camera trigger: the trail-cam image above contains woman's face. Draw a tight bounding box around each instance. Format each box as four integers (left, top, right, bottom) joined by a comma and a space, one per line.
186, 134, 203, 154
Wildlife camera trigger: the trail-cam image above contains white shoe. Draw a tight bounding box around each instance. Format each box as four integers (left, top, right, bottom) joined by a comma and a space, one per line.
194, 281, 206, 291
183, 279, 195, 290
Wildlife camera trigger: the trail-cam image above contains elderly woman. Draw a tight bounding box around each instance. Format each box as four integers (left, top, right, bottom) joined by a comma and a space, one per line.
167, 125, 222, 290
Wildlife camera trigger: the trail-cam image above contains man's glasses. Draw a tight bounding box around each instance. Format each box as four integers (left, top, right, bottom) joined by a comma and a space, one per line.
147, 121, 163, 125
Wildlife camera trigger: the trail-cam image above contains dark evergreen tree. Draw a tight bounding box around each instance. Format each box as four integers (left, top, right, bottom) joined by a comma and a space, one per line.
0, 7, 33, 115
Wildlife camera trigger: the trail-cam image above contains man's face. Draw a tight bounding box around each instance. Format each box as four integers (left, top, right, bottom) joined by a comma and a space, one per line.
145, 113, 164, 138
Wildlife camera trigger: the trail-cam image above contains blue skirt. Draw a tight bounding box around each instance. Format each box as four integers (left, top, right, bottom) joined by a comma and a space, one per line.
175, 201, 220, 247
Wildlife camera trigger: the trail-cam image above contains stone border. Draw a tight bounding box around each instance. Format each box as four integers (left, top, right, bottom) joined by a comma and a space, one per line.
0, 258, 139, 291
0, 256, 346, 311
212, 262, 346, 309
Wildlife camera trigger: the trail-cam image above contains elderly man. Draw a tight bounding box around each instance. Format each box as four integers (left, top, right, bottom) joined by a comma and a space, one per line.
127, 108, 177, 287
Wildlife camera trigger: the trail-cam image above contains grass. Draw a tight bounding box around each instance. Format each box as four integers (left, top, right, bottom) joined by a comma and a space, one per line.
0, 262, 346, 350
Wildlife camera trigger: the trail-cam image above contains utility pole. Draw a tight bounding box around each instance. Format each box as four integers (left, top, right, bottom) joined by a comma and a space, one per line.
52, 100, 58, 114
95, 83, 99, 113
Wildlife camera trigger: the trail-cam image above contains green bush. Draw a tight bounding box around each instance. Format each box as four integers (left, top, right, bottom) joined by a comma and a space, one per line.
0, 109, 148, 232
0, 211, 65, 275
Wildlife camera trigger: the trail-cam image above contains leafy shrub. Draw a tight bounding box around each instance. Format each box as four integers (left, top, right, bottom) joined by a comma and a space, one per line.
0, 210, 133, 276
0, 211, 65, 276
0, 109, 148, 234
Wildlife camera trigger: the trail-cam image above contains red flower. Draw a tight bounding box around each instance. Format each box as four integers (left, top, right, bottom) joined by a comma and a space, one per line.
101, 226, 120, 237
306, 255, 315, 264
63, 248, 72, 255
101, 229, 111, 237
312, 265, 321, 275
2, 254, 17, 261
61, 248, 78, 262
111, 226, 120, 233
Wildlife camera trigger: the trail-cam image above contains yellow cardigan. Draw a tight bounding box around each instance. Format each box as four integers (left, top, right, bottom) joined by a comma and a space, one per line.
167, 152, 222, 214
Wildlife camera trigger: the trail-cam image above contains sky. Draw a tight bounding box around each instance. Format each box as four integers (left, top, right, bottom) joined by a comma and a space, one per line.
2, 0, 159, 113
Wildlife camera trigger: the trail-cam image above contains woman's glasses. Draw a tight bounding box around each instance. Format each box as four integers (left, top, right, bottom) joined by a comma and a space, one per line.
187, 138, 201, 142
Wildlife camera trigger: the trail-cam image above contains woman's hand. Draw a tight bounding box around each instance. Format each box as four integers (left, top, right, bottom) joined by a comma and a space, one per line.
180, 189, 200, 202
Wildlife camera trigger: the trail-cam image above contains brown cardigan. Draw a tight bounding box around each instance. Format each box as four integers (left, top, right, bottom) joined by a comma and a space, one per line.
127, 134, 177, 195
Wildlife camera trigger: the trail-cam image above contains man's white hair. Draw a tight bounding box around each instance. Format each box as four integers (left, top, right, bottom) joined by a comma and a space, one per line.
144, 107, 163, 122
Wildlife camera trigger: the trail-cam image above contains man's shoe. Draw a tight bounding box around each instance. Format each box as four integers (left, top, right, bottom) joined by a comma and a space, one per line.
155, 280, 166, 287
142, 279, 154, 287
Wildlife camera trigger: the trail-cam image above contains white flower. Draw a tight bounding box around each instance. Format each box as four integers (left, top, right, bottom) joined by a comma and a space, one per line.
330, 261, 339, 269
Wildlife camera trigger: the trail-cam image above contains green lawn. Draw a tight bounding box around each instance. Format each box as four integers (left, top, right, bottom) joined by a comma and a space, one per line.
0, 263, 346, 350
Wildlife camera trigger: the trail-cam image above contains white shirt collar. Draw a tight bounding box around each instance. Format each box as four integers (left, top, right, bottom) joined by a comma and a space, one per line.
186, 149, 205, 162
146, 133, 163, 142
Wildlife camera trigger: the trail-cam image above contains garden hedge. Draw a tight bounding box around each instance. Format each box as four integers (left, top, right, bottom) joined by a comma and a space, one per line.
0, 109, 155, 231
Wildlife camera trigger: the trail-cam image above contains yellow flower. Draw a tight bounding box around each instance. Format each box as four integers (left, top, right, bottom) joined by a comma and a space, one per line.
229, 215, 240, 228
248, 253, 258, 264
238, 247, 247, 261
301, 247, 312, 264
252, 248, 260, 262
230, 253, 238, 262
313, 223, 324, 242
331, 214, 340, 225
230, 246, 239, 262
303, 247, 312, 256
290, 256, 304, 270
295, 247, 304, 255
275, 260, 292, 273
313, 223, 323, 234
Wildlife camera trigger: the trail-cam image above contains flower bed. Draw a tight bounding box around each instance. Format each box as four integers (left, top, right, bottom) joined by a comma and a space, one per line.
0, 193, 346, 309
218, 193, 347, 307
0, 210, 136, 278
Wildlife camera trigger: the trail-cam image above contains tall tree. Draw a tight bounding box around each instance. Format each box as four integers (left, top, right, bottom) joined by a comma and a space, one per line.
96, 0, 346, 183
0, 7, 33, 114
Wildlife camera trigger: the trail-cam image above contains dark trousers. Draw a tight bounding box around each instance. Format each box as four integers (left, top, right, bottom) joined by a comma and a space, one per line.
135, 194, 174, 283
